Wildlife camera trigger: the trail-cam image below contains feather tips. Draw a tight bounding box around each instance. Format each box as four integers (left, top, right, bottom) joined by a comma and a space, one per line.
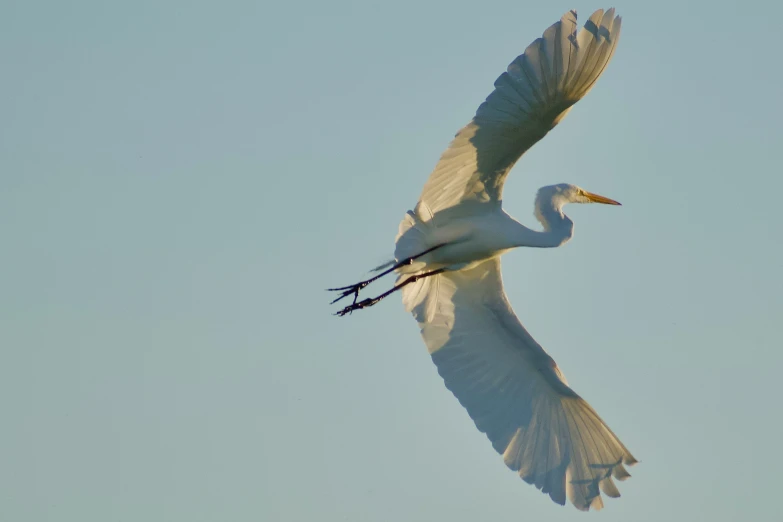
409, 258, 636, 510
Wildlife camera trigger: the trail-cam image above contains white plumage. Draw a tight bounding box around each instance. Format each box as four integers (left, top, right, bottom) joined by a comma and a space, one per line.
405, 255, 635, 510
416, 8, 621, 220
330, 8, 635, 511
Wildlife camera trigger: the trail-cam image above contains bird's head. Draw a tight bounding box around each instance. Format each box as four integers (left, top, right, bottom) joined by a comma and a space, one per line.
534, 183, 621, 236
538, 183, 621, 209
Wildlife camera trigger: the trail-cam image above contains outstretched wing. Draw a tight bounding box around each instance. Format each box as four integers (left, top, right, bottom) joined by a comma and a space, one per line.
416, 9, 622, 222
404, 257, 636, 511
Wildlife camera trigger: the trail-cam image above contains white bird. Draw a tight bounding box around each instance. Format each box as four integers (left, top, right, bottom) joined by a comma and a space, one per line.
330, 8, 636, 511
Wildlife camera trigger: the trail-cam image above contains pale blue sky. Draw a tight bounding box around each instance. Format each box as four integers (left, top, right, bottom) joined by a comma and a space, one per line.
2, 1, 782, 520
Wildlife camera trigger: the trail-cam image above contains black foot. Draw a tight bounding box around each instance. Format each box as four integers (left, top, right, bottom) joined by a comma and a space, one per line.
334, 297, 379, 317
327, 281, 370, 305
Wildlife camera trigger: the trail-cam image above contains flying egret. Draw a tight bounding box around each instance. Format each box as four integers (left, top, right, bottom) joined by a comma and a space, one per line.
329, 8, 636, 511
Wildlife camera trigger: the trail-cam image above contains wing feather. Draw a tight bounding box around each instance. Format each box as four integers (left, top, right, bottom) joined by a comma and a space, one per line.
404, 257, 636, 510
416, 9, 622, 222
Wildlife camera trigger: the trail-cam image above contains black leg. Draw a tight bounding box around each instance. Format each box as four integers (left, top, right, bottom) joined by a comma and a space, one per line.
334, 268, 446, 316
327, 243, 446, 306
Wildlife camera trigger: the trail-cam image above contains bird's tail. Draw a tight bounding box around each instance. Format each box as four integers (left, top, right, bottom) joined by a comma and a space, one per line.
393, 210, 443, 320
394, 210, 431, 273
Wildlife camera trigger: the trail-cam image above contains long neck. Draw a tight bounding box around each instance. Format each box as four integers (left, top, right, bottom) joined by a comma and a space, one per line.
517, 196, 574, 248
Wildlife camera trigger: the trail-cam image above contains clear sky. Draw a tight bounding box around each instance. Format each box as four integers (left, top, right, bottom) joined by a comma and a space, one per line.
2, 1, 782, 520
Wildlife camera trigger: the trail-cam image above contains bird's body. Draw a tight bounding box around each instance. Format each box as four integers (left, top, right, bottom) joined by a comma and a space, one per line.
395, 185, 601, 273
395, 209, 526, 273
330, 8, 636, 511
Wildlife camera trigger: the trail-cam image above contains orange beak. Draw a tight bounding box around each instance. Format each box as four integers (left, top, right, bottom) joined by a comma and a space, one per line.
583, 191, 622, 206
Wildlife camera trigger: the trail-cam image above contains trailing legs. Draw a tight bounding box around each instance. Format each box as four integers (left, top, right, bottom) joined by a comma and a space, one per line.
327, 243, 446, 306
334, 268, 446, 316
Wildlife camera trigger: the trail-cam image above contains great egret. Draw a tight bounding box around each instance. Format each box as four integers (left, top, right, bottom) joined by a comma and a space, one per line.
330, 8, 636, 511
